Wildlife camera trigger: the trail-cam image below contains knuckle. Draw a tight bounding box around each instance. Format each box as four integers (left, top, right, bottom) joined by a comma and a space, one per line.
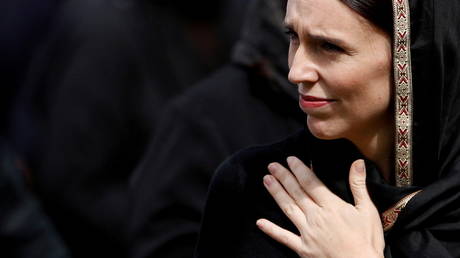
350, 178, 365, 189
291, 158, 303, 170
278, 171, 289, 182
299, 174, 313, 190
292, 186, 305, 198
282, 204, 297, 217
280, 233, 291, 245
299, 173, 311, 186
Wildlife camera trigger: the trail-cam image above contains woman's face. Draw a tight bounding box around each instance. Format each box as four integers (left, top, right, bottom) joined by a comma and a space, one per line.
286, 0, 393, 143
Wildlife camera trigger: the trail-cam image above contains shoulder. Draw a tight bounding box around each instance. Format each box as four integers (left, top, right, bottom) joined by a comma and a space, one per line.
231, 128, 311, 164
209, 128, 311, 191
209, 128, 361, 195
197, 129, 311, 257
171, 64, 251, 109
193, 64, 250, 94
160, 64, 255, 122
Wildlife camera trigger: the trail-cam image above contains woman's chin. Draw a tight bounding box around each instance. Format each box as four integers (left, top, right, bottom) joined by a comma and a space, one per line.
307, 117, 340, 140
309, 130, 337, 140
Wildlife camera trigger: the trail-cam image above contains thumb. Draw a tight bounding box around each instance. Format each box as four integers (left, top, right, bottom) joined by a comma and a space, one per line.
349, 159, 371, 208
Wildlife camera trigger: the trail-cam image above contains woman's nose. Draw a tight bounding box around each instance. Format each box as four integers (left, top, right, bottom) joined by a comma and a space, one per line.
288, 46, 319, 85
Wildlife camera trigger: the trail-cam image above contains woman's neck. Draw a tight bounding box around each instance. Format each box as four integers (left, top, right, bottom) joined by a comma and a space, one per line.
350, 120, 395, 183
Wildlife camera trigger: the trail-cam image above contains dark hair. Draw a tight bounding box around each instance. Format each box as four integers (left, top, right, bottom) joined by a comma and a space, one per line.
340, 0, 393, 35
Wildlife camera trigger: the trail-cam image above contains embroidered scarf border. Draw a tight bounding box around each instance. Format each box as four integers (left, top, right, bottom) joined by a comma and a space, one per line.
393, 0, 413, 187
381, 0, 416, 231
382, 190, 421, 231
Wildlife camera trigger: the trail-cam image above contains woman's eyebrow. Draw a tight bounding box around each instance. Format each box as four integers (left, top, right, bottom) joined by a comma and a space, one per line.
283, 21, 349, 45
308, 33, 348, 47
283, 21, 355, 54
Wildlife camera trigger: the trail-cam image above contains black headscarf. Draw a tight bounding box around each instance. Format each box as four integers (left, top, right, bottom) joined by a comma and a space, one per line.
367, 0, 460, 256
231, 0, 296, 100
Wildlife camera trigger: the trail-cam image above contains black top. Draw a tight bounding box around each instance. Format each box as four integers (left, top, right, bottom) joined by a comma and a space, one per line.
195, 129, 362, 257
195, 129, 460, 257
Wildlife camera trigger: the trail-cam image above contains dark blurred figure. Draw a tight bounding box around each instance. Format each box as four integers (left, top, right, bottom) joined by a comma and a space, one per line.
128, 0, 302, 257
0, 138, 70, 258
0, 1, 67, 256
8, 0, 250, 257
0, 0, 58, 136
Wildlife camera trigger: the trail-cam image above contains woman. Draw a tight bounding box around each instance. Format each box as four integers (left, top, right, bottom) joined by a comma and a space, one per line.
195, 0, 460, 257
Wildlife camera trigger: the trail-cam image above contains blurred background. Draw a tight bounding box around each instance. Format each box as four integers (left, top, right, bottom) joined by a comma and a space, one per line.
0, 0, 301, 257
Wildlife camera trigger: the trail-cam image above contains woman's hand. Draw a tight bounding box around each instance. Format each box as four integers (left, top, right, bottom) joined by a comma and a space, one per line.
257, 157, 384, 258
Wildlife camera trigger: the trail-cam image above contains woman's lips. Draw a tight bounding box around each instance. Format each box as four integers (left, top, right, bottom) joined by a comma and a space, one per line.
299, 95, 335, 109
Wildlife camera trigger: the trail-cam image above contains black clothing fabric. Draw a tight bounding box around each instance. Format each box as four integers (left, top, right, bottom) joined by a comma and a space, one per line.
196, 129, 362, 258
0, 0, 58, 135
130, 64, 304, 258
0, 140, 70, 258
386, 0, 460, 256
196, 0, 460, 257
128, 0, 302, 257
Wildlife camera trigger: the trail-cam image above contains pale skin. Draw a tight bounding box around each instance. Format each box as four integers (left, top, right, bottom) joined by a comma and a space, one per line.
256, 0, 393, 256
257, 158, 384, 258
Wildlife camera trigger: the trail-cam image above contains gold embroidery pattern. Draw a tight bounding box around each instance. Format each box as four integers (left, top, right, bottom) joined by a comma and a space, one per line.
393, 0, 414, 187
381, 190, 421, 231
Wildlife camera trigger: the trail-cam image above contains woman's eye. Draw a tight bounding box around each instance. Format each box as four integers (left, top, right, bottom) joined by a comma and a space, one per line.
321, 41, 345, 53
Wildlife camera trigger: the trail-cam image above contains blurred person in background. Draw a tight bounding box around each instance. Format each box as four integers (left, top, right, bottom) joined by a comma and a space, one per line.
128, 0, 303, 257
7, 0, 250, 257
0, 138, 70, 258
0, 0, 58, 138
0, 1, 68, 257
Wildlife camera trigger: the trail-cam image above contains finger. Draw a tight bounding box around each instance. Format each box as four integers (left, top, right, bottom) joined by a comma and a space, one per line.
348, 159, 371, 208
263, 175, 307, 229
256, 218, 303, 253
268, 162, 317, 211
286, 156, 339, 206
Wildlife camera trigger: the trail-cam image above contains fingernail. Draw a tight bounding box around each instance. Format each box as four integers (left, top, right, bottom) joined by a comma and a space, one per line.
268, 163, 277, 170
268, 163, 279, 176
256, 219, 265, 228
287, 156, 296, 163
355, 160, 365, 174
263, 175, 273, 187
